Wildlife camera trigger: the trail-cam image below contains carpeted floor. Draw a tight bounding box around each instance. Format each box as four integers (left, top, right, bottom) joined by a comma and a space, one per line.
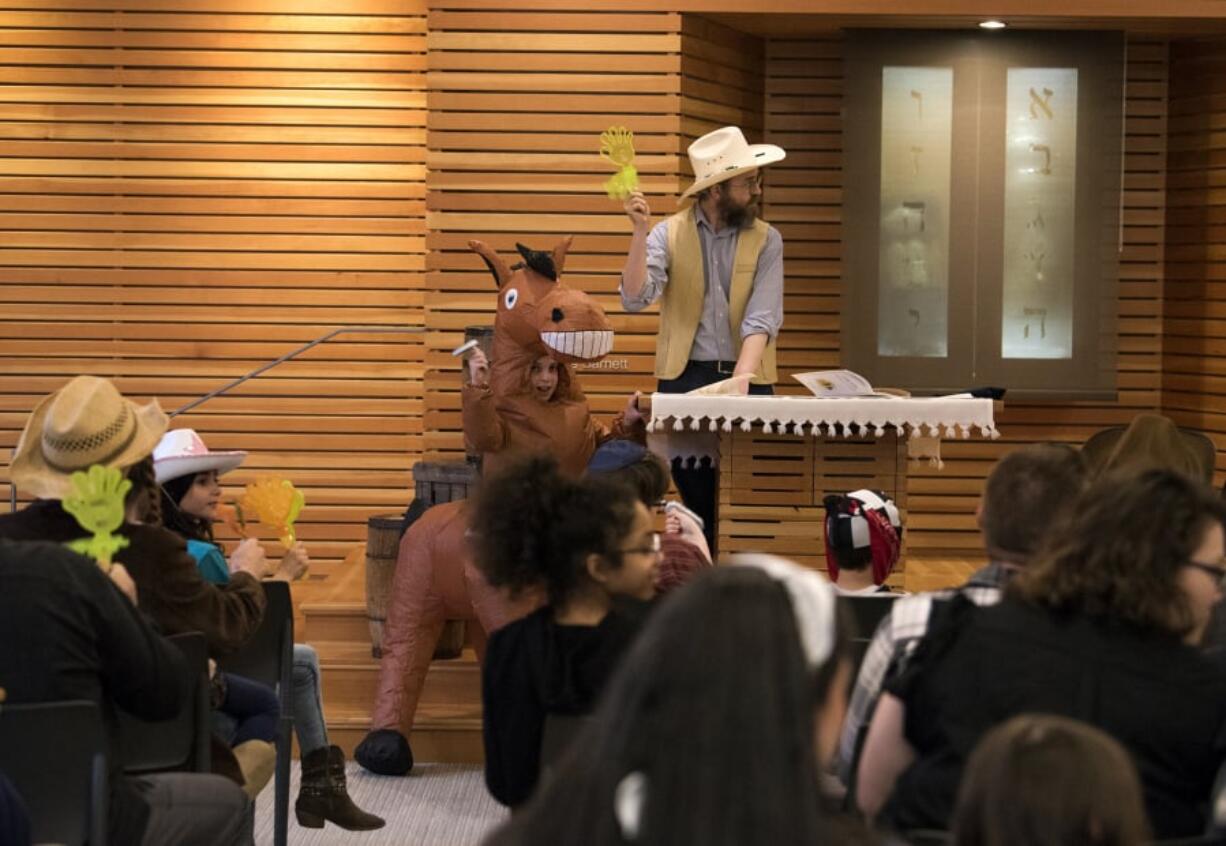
253, 762, 507, 846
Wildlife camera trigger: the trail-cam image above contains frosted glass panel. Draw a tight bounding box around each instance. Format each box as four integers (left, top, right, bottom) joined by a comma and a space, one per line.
1002, 68, 1078, 359
878, 66, 953, 358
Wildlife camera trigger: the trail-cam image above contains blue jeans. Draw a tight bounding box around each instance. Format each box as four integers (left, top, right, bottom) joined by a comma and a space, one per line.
211, 645, 329, 756
292, 643, 328, 756
657, 361, 773, 555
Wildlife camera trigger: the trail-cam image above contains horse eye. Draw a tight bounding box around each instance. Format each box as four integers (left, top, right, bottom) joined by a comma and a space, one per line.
504, 288, 519, 309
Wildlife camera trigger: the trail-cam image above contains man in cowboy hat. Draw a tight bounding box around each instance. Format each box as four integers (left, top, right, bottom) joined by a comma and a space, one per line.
621, 125, 786, 550
621, 125, 786, 393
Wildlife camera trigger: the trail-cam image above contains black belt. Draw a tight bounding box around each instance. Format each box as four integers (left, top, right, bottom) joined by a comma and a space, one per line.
689, 359, 738, 375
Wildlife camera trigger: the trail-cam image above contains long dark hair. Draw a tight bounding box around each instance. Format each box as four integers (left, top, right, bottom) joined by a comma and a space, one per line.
1013, 468, 1226, 638
123, 456, 162, 526
158, 472, 214, 543
485, 566, 852, 846
953, 714, 1150, 846
471, 455, 642, 607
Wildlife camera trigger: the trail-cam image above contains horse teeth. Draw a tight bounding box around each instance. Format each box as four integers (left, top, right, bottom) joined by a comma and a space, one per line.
541, 329, 614, 359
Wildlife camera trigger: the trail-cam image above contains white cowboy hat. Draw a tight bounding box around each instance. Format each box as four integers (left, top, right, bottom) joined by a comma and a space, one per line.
10, 375, 169, 500
681, 126, 786, 200
153, 428, 247, 484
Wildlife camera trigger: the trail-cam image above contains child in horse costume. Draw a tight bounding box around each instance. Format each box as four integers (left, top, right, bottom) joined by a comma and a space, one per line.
356, 238, 644, 775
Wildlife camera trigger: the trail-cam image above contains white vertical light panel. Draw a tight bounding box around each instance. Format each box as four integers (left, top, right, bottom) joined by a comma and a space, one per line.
878, 66, 953, 358
1002, 67, 1078, 359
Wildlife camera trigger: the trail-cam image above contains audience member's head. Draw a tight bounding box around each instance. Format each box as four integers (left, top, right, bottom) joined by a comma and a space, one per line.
586, 439, 669, 508
472, 454, 656, 607
1092, 413, 1213, 485
486, 556, 853, 846
153, 428, 247, 543
952, 714, 1150, 846
979, 443, 1089, 565
823, 489, 903, 585
1015, 468, 1226, 644
9, 375, 168, 522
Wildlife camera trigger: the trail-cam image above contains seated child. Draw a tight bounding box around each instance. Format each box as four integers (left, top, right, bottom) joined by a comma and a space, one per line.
473, 455, 657, 807
823, 489, 904, 597
154, 428, 384, 830
586, 438, 712, 591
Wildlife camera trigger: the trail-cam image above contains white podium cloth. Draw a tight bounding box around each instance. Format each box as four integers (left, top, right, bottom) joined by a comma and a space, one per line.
646, 394, 998, 467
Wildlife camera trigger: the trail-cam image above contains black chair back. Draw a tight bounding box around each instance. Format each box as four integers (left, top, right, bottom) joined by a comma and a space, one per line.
0, 700, 108, 846
842, 594, 899, 679
845, 593, 901, 641
218, 579, 295, 846
118, 631, 211, 774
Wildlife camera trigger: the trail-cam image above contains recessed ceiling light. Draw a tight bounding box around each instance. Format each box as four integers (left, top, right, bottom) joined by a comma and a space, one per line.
979, 20, 1007, 30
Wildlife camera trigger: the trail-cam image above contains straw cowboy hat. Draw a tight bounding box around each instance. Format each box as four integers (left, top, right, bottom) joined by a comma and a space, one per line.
153, 428, 247, 484
10, 375, 169, 500
682, 126, 786, 199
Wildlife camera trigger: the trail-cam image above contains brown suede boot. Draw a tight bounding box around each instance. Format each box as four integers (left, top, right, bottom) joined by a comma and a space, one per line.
295, 745, 386, 830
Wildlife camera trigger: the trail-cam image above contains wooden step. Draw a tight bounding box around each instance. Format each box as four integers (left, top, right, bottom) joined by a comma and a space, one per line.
315, 641, 481, 715
325, 703, 484, 764
301, 600, 371, 644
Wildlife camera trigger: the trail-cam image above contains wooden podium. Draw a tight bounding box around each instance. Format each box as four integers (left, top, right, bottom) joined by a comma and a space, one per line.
647, 393, 998, 582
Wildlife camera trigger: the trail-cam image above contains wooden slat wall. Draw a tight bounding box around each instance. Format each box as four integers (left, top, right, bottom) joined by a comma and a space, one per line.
1, 8, 1188, 565
763, 35, 1172, 555
424, 8, 687, 456
0, 0, 427, 567
1163, 37, 1226, 482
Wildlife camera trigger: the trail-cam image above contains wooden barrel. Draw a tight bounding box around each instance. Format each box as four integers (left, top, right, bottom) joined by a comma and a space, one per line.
365, 514, 403, 659
412, 460, 480, 506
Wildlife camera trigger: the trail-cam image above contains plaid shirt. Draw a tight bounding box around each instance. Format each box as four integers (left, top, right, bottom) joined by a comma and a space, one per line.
833, 561, 1017, 785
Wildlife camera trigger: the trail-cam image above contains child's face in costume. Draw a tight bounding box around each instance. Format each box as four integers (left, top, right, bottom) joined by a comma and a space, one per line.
530, 355, 559, 403
178, 470, 222, 521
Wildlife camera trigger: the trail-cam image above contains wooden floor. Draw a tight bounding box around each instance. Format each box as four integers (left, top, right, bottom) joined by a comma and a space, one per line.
292, 549, 980, 762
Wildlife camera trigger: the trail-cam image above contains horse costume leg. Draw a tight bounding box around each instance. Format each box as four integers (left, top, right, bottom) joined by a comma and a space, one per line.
355, 504, 451, 775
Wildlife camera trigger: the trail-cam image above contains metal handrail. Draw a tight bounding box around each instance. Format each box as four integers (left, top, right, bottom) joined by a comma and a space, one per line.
9, 325, 428, 512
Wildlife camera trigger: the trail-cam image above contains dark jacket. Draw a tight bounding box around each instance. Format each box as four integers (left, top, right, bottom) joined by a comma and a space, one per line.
0, 500, 265, 656
481, 600, 648, 807
885, 596, 1226, 839
0, 538, 189, 844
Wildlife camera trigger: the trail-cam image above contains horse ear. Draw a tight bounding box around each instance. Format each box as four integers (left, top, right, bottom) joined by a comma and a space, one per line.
551, 236, 574, 276
514, 243, 558, 282
469, 240, 511, 289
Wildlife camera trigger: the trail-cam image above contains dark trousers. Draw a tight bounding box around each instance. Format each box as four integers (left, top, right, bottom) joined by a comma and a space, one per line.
657, 361, 773, 557
220, 673, 279, 745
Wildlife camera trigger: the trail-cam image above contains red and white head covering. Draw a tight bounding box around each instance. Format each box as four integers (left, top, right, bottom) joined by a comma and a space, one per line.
152, 428, 246, 484
823, 489, 903, 585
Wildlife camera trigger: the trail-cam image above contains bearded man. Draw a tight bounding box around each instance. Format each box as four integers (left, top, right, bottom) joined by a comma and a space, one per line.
620, 126, 787, 551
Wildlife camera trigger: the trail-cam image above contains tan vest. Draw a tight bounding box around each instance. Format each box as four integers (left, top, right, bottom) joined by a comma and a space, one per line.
656, 206, 776, 384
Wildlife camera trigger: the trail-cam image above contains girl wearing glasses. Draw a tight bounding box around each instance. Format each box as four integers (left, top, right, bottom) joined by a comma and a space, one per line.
473, 455, 659, 808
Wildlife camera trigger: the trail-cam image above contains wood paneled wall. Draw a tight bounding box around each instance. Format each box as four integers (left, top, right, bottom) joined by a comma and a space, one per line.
1163, 36, 1226, 482
0, 6, 1193, 564
0, 1, 427, 567
424, 8, 688, 455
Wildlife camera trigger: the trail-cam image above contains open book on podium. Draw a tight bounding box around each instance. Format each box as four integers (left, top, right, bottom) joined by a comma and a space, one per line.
687, 369, 896, 398
790, 369, 895, 398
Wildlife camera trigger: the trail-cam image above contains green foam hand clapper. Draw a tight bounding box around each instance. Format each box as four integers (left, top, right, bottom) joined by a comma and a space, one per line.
62, 464, 131, 570
600, 126, 640, 201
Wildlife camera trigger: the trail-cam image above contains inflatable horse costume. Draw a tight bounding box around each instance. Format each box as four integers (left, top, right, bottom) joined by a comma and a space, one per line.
356, 238, 641, 775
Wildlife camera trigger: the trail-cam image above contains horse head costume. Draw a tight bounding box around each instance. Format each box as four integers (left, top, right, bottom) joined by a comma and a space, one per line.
356, 238, 635, 775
